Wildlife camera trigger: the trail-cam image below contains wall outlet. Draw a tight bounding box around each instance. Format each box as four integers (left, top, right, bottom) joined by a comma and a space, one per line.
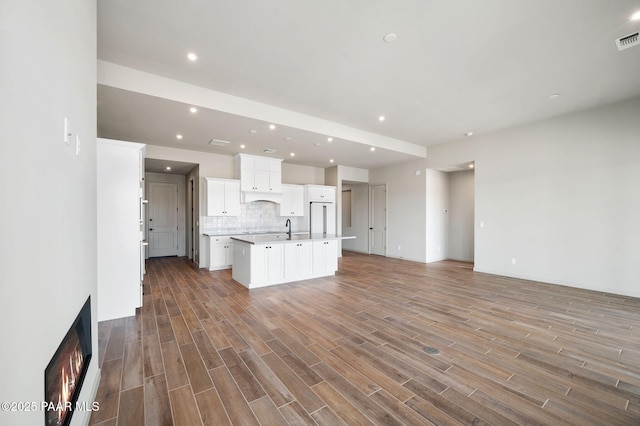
398, 245, 401, 251
479, 221, 485, 228
512, 258, 517, 265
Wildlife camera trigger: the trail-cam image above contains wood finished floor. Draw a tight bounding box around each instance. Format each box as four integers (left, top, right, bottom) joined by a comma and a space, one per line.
90, 252, 640, 425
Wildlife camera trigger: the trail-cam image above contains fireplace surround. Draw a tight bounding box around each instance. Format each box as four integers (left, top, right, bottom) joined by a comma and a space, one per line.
44, 296, 92, 426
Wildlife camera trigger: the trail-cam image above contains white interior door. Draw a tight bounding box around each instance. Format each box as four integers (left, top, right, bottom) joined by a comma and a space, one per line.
369, 184, 386, 256
148, 182, 178, 257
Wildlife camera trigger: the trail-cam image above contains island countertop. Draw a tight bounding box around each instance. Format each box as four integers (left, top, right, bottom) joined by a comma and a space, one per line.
231, 233, 355, 245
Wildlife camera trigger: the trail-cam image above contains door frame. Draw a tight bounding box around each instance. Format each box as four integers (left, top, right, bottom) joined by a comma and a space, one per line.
187, 177, 195, 260
369, 183, 387, 256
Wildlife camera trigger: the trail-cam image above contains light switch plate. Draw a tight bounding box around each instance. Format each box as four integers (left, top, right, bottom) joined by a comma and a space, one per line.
64, 118, 71, 145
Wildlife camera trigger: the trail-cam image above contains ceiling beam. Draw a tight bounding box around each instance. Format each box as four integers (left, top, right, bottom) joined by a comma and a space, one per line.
98, 60, 426, 158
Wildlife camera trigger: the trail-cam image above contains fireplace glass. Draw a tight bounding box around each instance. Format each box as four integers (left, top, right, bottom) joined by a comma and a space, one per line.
44, 296, 92, 426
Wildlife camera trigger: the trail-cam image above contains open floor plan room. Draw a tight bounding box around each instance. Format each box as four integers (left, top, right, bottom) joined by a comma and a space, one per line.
91, 253, 640, 425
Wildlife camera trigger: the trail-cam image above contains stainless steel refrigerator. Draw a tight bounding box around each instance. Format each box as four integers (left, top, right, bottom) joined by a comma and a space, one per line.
309, 202, 336, 235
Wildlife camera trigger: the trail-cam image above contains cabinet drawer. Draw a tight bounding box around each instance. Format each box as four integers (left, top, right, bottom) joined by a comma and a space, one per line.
210, 236, 232, 244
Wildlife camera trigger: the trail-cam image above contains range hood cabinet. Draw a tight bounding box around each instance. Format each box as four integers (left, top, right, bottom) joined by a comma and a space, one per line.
235, 153, 283, 204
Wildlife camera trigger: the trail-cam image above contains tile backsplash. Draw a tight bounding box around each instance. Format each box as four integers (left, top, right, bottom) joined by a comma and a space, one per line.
202, 201, 307, 234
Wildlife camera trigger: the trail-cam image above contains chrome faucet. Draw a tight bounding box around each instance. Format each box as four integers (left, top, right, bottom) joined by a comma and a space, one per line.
285, 218, 292, 237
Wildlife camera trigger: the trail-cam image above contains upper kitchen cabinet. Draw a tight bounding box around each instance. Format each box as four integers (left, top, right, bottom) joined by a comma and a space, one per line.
277, 184, 304, 216
235, 153, 283, 202
205, 177, 241, 216
306, 184, 336, 202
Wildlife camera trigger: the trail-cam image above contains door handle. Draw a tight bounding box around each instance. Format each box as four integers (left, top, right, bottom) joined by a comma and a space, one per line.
150, 228, 154, 231
369, 227, 373, 230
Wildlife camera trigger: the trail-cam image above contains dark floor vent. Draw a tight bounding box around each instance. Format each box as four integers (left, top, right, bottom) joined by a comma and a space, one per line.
424, 346, 440, 355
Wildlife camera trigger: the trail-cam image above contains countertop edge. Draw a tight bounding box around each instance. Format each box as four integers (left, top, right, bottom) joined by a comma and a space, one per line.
231, 234, 356, 245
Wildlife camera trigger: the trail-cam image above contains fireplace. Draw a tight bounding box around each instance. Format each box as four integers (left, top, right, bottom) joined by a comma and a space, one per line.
44, 296, 92, 426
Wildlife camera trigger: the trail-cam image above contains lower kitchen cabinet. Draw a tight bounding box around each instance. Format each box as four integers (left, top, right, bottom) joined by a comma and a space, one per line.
251, 244, 285, 284
284, 241, 313, 281
313, 240, 338, 275
209, 236, 234, 271
232, 237, 345, 289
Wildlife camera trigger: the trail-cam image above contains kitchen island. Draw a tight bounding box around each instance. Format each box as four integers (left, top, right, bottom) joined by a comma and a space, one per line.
231, 233, 355, 289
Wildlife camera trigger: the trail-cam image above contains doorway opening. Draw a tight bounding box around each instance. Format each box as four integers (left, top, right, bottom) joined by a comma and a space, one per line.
428, 161, 475, 264
340, 181, 373, 255
144, 158, 198, 260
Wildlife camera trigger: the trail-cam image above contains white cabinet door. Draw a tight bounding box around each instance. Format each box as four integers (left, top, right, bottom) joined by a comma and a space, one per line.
210, 242, 228, 269
313, 240, 338, 275
236, 154, 283, 194
223, 181, 241, 216
269, 171, 282, 193
298, 242, 313, 278
307, 185, 336, 202
252, 244, 284, 284
284, 242, 312, 280
206, 179, 225, 215
254, 169, 270, 192
240, 168, 256, 191
284, 243, 298, 280
226, 243, 233, 265
209, 237, 234, 270
278, 184, 304, 216
267, 244, 284, 282
206, 178, 240, 216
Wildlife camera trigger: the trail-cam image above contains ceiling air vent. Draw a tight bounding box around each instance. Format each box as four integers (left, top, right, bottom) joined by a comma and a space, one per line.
208, 139, 230, 146
615, 32, 639, 51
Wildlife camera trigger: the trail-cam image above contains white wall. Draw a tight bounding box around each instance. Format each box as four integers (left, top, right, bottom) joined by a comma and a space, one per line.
369, 159, 427, 262
448, 170, 475, 261
425, 96, 640, 297
0, 1, 100, 425
282, 163, 325, 185
425, 169, 449, 262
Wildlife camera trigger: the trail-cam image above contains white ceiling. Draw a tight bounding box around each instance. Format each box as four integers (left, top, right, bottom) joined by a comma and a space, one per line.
97, 0, 640, 170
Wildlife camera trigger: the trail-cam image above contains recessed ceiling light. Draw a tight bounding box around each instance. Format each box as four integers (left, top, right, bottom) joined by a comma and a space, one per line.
187, 52, 198, 61
378, 115, 385, 122
330, 159, 334, 163
383, 33, 397, 43
631, 10, 640, 20
548, 93, 560, 99
249, 130, 257, 134
469, 164, 475, 169
370, 147, 376, 152
240, 144, 246, 149
290, 152, 295, 157
269, 124, 276, 130
327, 137, 333, 142
189, 107, 198, 113
165, 166, 172, 171
176, 134, 183, 140
464, 131, 474, 137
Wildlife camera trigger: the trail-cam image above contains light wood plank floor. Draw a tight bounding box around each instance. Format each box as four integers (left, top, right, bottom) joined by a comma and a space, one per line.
90, 252, 640, 425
